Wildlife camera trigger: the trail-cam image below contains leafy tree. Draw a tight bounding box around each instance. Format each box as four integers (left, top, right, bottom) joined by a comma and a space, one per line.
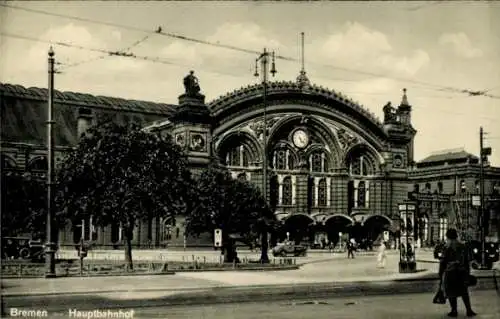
185, 165, 275, 263
1, 171, 59, 239
55, 122, 192, 269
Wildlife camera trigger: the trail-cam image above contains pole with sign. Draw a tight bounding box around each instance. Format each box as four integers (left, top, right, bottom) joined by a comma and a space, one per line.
214, 229, 222, 248
398, 201, 417, 273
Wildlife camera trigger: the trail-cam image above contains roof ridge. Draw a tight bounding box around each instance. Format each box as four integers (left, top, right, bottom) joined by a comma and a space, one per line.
0, 82, 175, 107
0, 82, 175, 116
208, 80, 383, 127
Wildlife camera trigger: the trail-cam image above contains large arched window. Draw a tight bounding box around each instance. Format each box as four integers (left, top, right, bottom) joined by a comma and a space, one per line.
273, 148, 294, 170
225, 145, 250, 167
282, 176, 292, 205
349, 156, 374, 176
318, 178, 327, 206
309, 151, 327, 173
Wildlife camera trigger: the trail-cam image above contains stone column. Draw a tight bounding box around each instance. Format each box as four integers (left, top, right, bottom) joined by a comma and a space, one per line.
327, 177, 331, 207
365, 181, 370, 208
314, 177, 320, 207
278, 174, 284, 205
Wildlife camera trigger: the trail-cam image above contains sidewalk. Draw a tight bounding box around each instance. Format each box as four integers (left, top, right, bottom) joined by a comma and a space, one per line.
0, 253, 444, 297
2, 251, 495, 299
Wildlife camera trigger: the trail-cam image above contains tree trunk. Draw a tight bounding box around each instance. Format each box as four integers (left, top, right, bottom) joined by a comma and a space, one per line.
222, 234, 237, 263
260, 230, 269, 263
124, 227, 134, 271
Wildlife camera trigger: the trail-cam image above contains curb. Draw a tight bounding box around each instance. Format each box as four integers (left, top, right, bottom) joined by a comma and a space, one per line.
3, 276, 497, 311
2, 272, 494, 298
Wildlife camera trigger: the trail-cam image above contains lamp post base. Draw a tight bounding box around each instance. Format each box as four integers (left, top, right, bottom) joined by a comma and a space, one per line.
399, 261, 417, 273
45, 243, 57, 278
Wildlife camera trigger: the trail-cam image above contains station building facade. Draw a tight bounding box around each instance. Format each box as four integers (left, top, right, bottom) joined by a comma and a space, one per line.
1, 77, 499, 249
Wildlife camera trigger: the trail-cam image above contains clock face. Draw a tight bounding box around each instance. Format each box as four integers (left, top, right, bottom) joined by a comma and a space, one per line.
292, 129, 309, 148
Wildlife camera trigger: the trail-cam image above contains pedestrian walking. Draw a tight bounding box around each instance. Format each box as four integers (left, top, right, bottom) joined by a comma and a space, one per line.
347, 238, 356, 259
377, 241, 387, 268
438, 228, 476, 317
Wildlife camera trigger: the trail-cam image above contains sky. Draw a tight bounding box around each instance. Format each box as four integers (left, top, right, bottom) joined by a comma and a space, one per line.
1, 1, 499, 165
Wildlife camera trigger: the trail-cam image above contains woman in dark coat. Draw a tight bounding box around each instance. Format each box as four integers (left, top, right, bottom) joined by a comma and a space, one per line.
438, 228, 476, 317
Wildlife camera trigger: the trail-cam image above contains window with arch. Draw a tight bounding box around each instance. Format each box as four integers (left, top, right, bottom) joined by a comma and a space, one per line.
318, 178, 327, 206
348, 154, 374, 176
273, 148, 294, 170
225, 145, 249, 167
282, 176, 292, 205
439, 217, 448, 241
309, 151, 327, 172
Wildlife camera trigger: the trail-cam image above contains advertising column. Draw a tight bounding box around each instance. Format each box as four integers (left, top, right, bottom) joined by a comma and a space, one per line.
399, 202, 417, 273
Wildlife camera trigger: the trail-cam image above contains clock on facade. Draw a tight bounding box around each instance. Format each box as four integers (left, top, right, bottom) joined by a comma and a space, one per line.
292, 129, 309, 149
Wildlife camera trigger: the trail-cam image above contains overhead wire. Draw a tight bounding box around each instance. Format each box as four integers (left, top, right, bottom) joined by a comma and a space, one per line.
58, 32, 155, 70
1, 2, 496, 97
1, 33, 498, 121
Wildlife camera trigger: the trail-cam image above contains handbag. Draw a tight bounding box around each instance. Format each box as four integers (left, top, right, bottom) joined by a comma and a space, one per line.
433, 288, 446, 304
467, 274, 477, 287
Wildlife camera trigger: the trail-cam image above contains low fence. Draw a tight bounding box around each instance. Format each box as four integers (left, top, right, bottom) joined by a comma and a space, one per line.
1, 255, 298, 278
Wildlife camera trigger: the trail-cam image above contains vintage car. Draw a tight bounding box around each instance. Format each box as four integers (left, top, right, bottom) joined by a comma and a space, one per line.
2, 237, 45, 261
469, 240, 499, 270
433, 240, 499, 270
271, 241, 308, 257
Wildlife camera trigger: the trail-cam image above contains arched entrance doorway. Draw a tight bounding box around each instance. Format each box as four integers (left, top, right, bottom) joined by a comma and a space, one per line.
283, 213, 315, 244
363, 214, 392, 243
324, 214, 354, 249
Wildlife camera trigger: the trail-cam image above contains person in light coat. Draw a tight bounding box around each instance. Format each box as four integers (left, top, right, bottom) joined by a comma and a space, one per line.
377, 241, 387, 268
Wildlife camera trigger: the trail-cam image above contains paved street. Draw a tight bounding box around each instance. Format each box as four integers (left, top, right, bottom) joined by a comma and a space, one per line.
131, 290, 500, 319
3, 291, 499, 318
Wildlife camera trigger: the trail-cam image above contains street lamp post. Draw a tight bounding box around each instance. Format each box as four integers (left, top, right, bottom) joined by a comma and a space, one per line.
254, 48, 277, 202
254, 49, 276, 263
45, 47, 57, 278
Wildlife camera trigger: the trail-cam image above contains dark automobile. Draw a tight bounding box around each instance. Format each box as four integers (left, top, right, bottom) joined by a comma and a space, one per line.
469, 240, 499, 270
433, 240, 499, 269
272, 241, 308, 257
2, 237, 45, 261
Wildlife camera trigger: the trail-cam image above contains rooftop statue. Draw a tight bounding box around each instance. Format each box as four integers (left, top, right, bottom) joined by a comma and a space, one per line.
183, 70, 201, 96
